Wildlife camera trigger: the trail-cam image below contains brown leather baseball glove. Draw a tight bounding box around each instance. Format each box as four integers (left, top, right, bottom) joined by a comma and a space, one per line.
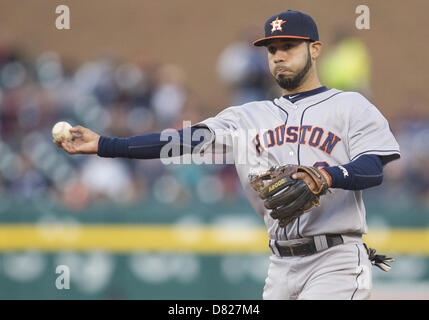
249, 165, 330, 227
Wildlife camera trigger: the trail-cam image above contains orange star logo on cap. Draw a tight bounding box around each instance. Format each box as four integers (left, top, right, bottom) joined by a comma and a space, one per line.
270, 17, 286, 33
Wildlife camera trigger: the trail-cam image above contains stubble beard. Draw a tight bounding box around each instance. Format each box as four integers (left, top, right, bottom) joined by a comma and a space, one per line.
275, 46, 312, 91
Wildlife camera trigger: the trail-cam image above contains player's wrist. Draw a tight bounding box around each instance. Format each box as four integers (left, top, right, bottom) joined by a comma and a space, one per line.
318, 168, 332, 188
93, 135, 100, 153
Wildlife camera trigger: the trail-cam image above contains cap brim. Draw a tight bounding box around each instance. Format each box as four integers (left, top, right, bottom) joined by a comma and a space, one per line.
252, 35, 311, 46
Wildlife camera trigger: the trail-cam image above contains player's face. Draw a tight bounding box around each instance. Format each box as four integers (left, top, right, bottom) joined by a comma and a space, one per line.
266, 39, 312, 91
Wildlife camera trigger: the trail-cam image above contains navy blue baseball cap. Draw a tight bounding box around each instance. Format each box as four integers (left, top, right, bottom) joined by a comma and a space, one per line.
253, 10, 319, 46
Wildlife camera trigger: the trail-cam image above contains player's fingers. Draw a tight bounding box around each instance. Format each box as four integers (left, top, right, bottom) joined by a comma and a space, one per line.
53, 139, 63, 148
61, 141, 72, 153
70, 125, 85, 134
61, 139, 78, 154
291, 172, 307, 180
292, 172, 315, 191
70, 126, 86, 139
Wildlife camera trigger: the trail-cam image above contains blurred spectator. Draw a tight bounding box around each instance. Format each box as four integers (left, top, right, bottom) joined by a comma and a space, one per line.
8, 152, 50, 200
151, 64, 187, 128
216, 26, 275, 105
62, 175, 91, 211
80, 157, 137, 204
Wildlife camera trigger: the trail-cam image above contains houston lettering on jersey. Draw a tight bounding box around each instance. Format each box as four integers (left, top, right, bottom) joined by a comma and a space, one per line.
253, 125, 341, 155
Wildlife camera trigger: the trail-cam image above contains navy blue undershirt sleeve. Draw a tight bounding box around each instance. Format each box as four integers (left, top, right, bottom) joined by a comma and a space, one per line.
322, 154, 384, 190
97, 127, 211, 159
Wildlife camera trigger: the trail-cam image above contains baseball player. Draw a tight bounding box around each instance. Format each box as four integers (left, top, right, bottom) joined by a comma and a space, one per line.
55, 10, 400, 300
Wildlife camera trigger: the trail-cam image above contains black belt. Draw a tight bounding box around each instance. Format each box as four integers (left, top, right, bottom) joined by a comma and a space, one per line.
269, 234, 344, 257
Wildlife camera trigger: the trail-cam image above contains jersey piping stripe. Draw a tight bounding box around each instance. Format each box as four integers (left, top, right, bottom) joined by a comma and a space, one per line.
351, 150, 400, 161
296, 91, 344, 238
354, 173, 383, 178
272, 101, 289, 119
351, 244, 362, 300
272, 100, 290, 239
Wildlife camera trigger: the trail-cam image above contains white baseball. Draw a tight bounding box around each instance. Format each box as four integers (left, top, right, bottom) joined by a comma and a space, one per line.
52, 121, 73, 142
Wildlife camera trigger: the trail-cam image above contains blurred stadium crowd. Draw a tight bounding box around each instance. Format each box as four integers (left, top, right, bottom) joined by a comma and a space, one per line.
0, 37, 428, 212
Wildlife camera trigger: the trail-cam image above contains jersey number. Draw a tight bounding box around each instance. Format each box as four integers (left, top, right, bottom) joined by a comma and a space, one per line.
313, 161, 330, 168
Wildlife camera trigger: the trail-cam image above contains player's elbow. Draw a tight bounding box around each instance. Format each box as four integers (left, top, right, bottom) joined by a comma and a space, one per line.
374, 173, 383, 187
356, 173, 383, 190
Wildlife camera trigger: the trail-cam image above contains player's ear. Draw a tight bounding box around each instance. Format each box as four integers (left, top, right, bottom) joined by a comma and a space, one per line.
309, 41, 322, 60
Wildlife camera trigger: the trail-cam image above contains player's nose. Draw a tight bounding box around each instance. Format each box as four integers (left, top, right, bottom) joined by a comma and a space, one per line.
273, 51, 287, 63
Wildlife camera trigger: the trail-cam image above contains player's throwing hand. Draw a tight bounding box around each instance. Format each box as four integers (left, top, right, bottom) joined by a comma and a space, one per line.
53, 125, 100, 154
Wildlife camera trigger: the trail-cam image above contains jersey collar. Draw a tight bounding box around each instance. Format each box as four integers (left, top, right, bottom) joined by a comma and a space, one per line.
282, 86, 329, 103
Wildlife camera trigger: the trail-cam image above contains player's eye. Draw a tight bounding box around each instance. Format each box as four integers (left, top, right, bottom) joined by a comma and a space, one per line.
268, 46, 277, 54
282, 43, 294, 50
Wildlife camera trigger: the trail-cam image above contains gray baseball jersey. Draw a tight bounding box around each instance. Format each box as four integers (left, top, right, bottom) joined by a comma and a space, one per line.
197, 88, 400, 240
